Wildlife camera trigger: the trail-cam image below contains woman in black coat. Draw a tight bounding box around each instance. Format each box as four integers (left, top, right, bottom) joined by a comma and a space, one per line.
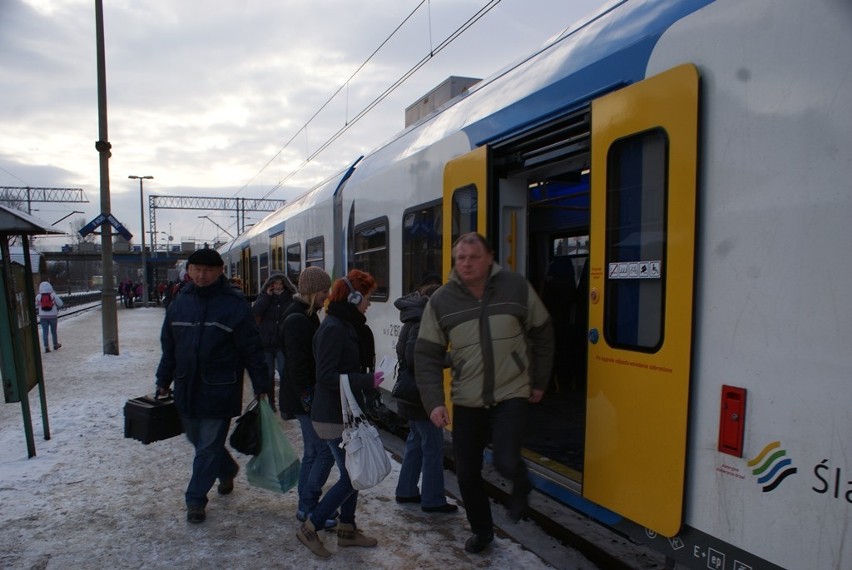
296, 269, 383, 559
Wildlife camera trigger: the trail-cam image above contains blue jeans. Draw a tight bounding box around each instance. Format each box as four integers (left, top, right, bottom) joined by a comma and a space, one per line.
181, 416, 238, 507
452, 398, 531, 537
265, 350, 285, 381
40, 317, 58, 349
296, 414, 335, 515
395, 419, 447, 508
310, 437, 358, 527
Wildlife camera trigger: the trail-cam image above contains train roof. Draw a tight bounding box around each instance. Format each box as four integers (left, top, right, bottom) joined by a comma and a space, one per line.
350, 0, 713, 181
221, 165, 351, 253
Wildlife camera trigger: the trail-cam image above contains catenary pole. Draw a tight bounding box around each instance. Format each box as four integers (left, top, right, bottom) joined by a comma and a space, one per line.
95, 0, 119, 354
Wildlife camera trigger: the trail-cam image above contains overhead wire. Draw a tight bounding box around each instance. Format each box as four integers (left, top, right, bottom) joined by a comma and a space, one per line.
234, 0, 430, 198
237, 0, 502, 200
259, 0, 502, 198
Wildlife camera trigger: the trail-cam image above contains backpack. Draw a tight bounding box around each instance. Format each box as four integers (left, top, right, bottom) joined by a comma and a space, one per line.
40, 293, 54, 311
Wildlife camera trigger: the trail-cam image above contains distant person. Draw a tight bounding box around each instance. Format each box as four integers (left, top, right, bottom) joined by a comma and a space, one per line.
36, 281, 64, 353
415, 232, 554, 554
155, 248, 271, 524
393, 281, 458, 514
123, 279, 134, 308
161, 280, 174, 309
296, 269, 383, 559
252, 272, 295, 411
227, 275, 245, 294
279, 266, 338, 529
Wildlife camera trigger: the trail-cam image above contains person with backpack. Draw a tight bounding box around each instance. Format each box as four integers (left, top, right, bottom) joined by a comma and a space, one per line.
36, 281, 64, 353
252, 272, 295, 411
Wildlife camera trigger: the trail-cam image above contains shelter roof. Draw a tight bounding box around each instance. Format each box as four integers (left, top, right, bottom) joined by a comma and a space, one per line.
0, 205, 65, 236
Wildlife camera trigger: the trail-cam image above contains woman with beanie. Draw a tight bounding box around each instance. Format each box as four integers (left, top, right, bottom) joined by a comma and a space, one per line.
279, 266, 337, 529
297, 269, 383, 559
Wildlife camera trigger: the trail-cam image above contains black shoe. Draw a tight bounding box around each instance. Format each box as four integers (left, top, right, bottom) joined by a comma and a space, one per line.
422, 503, 458, 513
464, 533, 493, 554
395, 494, 421, 504
218, 467, 238, 494
187, 505, 206, 524
217, 477, 235, 495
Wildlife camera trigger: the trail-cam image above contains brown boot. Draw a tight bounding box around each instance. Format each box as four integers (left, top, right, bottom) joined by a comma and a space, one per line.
337, 522, 378, 548
297, 520, 332, 558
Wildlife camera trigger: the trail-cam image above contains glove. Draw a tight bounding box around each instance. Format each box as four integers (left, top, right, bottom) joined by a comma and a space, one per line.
373, 371, 384, 389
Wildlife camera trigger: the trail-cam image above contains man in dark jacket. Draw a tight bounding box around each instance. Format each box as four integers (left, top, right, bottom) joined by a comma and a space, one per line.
156, 248, 271, 524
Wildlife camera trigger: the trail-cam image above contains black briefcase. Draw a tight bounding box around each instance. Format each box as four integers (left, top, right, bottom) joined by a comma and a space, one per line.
123, 394, 184, 444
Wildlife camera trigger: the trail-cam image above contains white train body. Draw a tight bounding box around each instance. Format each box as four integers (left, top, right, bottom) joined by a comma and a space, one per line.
221, 1, 852, 567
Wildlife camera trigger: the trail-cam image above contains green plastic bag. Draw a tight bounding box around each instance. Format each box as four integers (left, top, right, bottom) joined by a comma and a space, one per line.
245, 398, 300, 494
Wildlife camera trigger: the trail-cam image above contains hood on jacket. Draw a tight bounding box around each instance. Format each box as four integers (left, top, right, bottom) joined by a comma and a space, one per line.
394, 291, 429, 324
38, 281, 55, 295
258, 272, 296, 296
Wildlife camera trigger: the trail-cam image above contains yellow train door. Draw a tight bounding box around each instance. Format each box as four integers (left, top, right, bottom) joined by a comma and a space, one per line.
442, 145, 490, 265
584, 64, 699, 537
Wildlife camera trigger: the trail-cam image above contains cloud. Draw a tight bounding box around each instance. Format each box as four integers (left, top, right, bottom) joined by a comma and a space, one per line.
0, 0, 605, 247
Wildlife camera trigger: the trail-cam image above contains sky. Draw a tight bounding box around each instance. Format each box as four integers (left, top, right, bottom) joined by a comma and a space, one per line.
0, 0, 606, 250
0, 305, 601, 569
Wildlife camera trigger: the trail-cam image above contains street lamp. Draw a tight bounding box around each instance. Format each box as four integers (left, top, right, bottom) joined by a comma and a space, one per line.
129, 175, 153, 306
51, 210, 84, 226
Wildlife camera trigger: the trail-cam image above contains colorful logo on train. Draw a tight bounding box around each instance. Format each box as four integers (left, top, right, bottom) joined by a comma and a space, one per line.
747, 441, 798, 492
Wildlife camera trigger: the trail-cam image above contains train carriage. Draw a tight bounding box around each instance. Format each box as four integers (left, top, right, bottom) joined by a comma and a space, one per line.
221, 1, 852, 567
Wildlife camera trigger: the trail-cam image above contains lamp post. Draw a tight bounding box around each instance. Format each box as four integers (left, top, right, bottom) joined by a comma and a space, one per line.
198, 215, 235, 239
129, 175, 153, 306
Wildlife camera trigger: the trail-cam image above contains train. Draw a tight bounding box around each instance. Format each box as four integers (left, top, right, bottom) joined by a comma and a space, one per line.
217, 1, 852, 568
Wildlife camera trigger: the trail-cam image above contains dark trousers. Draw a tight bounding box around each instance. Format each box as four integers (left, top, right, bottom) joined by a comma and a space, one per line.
452, 397, 531, 537
181, 416, 238, 507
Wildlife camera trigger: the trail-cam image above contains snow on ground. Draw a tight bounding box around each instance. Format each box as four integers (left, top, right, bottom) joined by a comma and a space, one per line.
0, 306, 598, 569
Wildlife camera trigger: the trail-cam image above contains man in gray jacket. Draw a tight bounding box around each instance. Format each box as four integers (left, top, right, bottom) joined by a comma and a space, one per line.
415, 232, 554, 554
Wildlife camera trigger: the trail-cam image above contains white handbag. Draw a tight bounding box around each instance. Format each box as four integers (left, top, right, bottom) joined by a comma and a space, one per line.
339, 374, 392, 490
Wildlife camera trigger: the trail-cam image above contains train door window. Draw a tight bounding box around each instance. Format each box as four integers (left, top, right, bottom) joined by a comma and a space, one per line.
604, 129, 667, 351
259, 252, 269, 284
402, 201, 442, 293
451, 184, 478, 245
286, 243, 301, 286
270, 233, 284, 271
249, 256, 259, 293
306, 237, 325, 270
353, 217, 388, 301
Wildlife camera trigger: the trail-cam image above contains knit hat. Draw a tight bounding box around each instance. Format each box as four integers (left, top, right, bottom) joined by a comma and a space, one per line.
187, 248, 224, 267
298, 266, 331, 296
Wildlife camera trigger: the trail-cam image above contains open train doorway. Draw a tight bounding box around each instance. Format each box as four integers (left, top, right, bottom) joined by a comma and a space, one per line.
492, 106, 593, 486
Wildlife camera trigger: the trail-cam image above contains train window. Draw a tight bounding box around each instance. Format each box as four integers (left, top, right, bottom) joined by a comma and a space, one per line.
604, 128, 667, 352
402, 201, 442, 294
306, 237, 325, 270
353, 217, 389, 302
451, 184, 478, 245
286, 243, 301, 285
259, 252, 269, 284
